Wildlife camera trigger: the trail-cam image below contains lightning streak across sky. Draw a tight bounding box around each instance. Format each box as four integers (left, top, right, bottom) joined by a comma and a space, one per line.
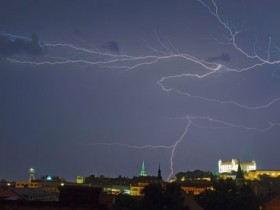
82, 116, 280, 180
86, 142, 174, 150
4, 0, 280, 180
7, 28, 280, 111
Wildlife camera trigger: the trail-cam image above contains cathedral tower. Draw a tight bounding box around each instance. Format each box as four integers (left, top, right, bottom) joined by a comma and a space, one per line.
157, 163, 162, 180
140, 161, 147, 176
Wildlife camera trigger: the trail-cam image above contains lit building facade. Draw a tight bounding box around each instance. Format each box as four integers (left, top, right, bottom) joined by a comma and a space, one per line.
181, 185, 213, 195
32, 175, 65, 195
218, 159, 256, 173
246, 170, 280, 180
15, 182, 39, 189
76, 176, 84, 184
130, 182, 149, 196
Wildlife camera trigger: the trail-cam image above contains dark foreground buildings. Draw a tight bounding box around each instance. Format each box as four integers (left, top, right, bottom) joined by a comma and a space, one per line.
0, 185, 110, 210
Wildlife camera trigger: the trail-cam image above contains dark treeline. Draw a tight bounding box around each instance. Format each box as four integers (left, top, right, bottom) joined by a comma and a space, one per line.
114, 183, 189, 210
114, 179, 259, 210
197, 179, 259, 210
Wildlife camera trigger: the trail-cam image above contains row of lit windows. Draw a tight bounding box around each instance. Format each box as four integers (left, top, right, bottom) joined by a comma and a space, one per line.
16, 183, 39, 188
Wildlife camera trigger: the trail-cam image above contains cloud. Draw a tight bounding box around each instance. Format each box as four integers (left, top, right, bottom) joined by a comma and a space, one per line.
101, 41, 120, 54
0, 32, 47, 58
207, 52, 231, 63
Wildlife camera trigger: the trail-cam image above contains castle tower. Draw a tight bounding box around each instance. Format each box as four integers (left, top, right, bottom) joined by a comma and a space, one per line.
236, 159, 244, 179
236, 159, 245, 186
140, 161, 147, 176
29, 168, 36, 182
157, 163, 162, 180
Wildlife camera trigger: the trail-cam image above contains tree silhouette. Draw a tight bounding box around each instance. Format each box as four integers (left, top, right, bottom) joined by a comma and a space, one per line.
114, 194, 141, 210
196, 178, 259, 210
142, 183, 189, 210
142, 183, 163, 210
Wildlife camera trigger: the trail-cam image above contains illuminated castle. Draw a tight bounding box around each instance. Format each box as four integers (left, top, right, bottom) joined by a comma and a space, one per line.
218, 159, 256, 173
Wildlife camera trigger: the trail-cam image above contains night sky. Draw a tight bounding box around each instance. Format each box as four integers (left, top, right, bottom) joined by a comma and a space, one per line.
1, 0, 280, 181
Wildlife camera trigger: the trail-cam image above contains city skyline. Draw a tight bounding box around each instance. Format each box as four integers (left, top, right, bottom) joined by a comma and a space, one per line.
1, 0, 280, 181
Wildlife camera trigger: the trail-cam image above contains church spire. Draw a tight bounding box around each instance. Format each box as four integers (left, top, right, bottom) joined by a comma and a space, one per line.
236, 159, 244, 179
140, 161, 147, 176
158, 163, 162, 180
236, 159, 245, 186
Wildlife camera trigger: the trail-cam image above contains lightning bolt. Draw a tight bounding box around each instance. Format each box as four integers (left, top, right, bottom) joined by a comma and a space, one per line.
168, 116, 192, 181
198, 0, 280, 69
167, 116, 279, 180
84, 142, 174, 150
4, 0, 280, 180
8, 35, 280, 110
81, 116, 279, 180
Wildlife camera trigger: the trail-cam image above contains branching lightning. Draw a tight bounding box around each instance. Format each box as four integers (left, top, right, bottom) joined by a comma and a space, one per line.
8, 31, 280, 110
4, 0, 280, 180
81, 116, 280, 180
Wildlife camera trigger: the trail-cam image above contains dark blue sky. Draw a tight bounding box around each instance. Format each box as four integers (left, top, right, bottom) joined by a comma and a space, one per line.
1, 0, 280, 181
